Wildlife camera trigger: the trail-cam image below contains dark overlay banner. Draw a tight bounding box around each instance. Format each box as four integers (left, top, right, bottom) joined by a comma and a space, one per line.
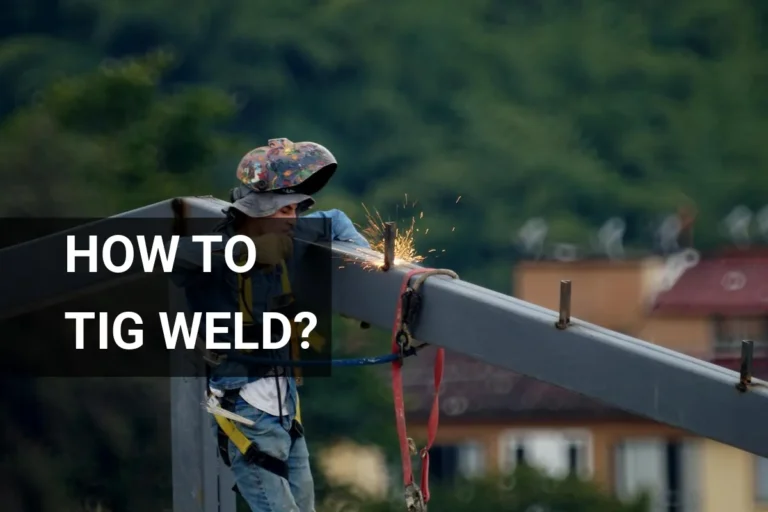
0, 217, 334, 377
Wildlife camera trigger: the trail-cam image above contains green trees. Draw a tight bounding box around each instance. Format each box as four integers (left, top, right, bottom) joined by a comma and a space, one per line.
0, 52, 238, 511
346, 467, 649, 512
0, 50, 240, 216
3, 1, 768, 280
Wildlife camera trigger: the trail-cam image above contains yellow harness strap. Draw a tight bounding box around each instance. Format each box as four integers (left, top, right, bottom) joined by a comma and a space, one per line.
214, 413, 252, 455
280, 260, 291, 293
236, 260, 305, 424
280, 261, 305, 425
212, 404, 291, 480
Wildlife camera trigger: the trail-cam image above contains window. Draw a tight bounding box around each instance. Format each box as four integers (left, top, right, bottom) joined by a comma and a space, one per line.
429, 442, 486, 483
499, 429, 592, 479
457, 441, 486, 479
755, 456, 768, 502
614, 438, 700, 512
712, 316, 768, 356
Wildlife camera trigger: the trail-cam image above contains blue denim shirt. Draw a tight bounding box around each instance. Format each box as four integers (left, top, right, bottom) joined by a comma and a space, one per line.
170, 209, 369, 404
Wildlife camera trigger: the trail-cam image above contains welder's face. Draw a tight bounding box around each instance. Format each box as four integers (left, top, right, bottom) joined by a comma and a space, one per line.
264, 203, 298, 235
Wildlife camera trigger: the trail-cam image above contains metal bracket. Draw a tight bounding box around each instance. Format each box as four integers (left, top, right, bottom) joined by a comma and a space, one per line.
737, 340, 754, 393
401, 288, 422, 328
382, 221, 396, 271
555, 280, 572, 330
404, 483, 426, 512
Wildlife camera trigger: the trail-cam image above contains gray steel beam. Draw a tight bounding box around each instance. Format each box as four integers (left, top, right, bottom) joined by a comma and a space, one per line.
0, 198, 224, 320
181, 196, 768, 458
327, 249, 768, 458
328, 242, 768, 456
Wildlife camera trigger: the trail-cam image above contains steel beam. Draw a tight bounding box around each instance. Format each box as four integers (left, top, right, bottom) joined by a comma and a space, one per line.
326, 242, 768, 457
0, 198, 224, 321
183, 196, 768, 457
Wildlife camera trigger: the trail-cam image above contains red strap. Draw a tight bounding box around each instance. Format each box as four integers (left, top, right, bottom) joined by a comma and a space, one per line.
419, 346, 443, 501
391, 268, 444, 503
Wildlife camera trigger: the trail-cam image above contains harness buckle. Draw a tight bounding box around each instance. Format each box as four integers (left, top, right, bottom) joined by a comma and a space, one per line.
400, 288, 423, 328
396, 288, 423, 358
396, 329, 411, 357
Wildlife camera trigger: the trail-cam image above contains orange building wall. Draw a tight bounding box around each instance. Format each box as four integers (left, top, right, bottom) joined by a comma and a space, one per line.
513, 260, 664, 334
514, 259, 714, 356
639, 316, 713, 356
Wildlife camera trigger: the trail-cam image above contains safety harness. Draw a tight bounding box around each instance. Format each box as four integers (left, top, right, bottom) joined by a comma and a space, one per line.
207, 259, 306, 488
212, 404, 301, 480
206, 263, 458, 511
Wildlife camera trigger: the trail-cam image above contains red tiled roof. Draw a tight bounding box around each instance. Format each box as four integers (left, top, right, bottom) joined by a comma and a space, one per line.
401, 347, 634, 422
400, 347, 768, 422
653, 252, 768, 315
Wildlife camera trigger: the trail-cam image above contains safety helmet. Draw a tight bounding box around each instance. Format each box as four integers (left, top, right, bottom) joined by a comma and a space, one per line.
235, 138, 337, 197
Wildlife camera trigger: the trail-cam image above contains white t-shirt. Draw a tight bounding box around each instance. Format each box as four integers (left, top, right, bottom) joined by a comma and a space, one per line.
238, 377, 289, 417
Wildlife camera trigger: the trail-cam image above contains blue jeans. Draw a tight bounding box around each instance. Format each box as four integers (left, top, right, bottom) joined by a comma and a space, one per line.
219, 400, 315, 512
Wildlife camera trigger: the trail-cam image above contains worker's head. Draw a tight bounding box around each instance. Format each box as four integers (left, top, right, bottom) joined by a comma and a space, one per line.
227, 137, 338, 237
228, 188, 306, 237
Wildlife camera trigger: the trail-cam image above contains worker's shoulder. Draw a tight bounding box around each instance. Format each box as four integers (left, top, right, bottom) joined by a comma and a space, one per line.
303, 208, 350, 220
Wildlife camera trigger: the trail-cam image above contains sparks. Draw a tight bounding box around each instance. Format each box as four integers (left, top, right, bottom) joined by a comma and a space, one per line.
346, 193, 459, 270
348, 203, 427, 270
363, 205, 425, 266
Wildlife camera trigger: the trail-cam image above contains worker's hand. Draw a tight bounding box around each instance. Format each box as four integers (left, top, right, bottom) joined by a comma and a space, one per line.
252, 233, 294, 266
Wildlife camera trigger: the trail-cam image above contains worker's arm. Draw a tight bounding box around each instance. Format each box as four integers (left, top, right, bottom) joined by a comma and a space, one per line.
303, 209, 370, 248
293, 209, 369, 332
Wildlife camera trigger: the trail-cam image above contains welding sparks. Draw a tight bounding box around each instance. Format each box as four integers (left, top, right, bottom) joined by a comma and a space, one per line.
340, 193, 458, 271
355, 204, 425, 270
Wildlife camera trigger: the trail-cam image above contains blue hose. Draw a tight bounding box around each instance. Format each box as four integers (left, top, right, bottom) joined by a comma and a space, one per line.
225, 350, 415, 367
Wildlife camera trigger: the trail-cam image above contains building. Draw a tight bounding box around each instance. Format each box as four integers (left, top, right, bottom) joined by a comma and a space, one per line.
406, 249, 768, 512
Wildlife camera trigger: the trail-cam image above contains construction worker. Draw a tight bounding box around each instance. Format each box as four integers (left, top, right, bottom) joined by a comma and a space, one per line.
171, 138, 369, 511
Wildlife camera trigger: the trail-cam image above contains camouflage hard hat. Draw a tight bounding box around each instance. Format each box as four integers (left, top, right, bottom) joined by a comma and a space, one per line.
236, 138, 338, 196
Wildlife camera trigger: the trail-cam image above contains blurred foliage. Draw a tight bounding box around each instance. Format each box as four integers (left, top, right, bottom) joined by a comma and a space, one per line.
0, 50, 241, 217
3, 0, 768, 285
2, 0, 767, 510
338, 466, 650, 512
1, 378, 171, 512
